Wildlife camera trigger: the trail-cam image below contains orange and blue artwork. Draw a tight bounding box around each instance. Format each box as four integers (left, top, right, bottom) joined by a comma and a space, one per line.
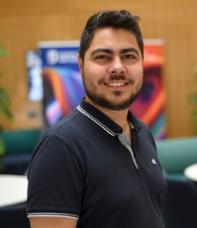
130, 40, 166, 139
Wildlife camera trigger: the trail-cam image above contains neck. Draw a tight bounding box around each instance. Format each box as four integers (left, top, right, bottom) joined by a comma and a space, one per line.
85, 97, 130, 134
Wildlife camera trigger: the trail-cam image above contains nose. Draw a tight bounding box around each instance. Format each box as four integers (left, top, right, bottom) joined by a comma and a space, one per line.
108, 57, 126, 75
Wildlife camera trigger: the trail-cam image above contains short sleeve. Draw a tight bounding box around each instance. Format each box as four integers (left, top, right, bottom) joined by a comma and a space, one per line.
27, 134, 85, 219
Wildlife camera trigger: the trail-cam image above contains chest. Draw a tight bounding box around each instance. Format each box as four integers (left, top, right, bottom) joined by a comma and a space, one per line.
80, 134, 166, 209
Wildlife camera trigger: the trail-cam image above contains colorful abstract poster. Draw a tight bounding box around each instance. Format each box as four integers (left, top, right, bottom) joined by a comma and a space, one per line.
131, 40, 166, 139
39, 40, 166, 139
38, 41, 85, 127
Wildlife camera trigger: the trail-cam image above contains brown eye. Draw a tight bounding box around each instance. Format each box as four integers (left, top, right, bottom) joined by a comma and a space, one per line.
124, 54, 136, 59
95, 55, 110, 60
94, 54, 111, 64
122, 53, 138, 63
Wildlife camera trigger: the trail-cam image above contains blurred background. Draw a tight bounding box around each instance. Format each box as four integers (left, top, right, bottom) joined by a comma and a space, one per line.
0, 0, 197, 137
0, 1, 197, 228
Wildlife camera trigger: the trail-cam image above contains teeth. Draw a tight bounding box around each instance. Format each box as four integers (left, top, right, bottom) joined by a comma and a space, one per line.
107, 82, 126, 87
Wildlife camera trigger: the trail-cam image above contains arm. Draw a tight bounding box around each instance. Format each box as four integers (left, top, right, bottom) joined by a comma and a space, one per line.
30, 217, 77, 228
27, 135, 84, 228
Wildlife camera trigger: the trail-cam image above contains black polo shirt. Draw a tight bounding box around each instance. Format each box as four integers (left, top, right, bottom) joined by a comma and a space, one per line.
27, 99, 167, 228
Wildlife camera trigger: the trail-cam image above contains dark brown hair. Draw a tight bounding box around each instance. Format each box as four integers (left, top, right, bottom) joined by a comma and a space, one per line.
79, 10, 144, 60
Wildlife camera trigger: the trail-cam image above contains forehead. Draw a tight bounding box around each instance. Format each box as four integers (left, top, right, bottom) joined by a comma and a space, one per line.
87, 27, 140, 54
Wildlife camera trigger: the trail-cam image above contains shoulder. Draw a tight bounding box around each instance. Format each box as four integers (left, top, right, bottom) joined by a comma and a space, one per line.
28, 110, 86, 169
28, 110, 87, 180
42, 109, 85, 143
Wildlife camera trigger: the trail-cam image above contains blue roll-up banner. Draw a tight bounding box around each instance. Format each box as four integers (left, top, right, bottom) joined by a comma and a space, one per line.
38, 41, 85, 126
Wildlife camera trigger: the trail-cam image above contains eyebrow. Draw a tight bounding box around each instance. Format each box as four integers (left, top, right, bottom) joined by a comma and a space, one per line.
120, 48, 140, 56
91, 48, 113, 56
91, 47, 140, 56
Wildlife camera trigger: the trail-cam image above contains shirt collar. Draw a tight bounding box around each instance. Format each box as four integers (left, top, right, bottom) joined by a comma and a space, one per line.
77, 99, 141, 137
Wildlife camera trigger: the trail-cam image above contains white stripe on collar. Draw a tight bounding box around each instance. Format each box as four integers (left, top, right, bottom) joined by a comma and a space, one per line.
77, 105, 116, 137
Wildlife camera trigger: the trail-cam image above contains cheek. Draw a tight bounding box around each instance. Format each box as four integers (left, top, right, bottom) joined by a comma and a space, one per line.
132, 67, 143, 82
131, 68, 143, 92
84, 64, 106, 81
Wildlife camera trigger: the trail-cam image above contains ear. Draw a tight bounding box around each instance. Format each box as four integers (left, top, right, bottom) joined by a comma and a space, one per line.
78, 54, 84, 74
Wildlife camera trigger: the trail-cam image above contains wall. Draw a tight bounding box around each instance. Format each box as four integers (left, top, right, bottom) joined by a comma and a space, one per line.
0, 0, 197, 137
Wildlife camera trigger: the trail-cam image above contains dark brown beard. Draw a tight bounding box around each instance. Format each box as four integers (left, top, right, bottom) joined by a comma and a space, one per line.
81, 71, 142, 110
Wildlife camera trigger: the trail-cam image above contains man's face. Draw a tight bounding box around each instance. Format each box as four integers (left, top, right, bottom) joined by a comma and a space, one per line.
78, 27, 143, 110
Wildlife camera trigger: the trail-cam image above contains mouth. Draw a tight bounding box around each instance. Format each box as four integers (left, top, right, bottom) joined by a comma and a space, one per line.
104, 80, 130, 88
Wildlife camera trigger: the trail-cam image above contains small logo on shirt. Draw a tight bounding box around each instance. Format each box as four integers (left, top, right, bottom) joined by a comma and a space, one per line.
151, 158, 157, 165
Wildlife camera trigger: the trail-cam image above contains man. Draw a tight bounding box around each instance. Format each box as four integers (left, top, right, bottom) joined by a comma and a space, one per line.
27, 10, 167, 228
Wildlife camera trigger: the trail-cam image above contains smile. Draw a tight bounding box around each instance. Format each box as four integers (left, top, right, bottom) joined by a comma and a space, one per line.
104, 81, 129, 87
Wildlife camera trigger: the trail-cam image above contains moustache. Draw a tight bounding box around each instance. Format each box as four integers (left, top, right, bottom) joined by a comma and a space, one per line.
99, 74, 134, 85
